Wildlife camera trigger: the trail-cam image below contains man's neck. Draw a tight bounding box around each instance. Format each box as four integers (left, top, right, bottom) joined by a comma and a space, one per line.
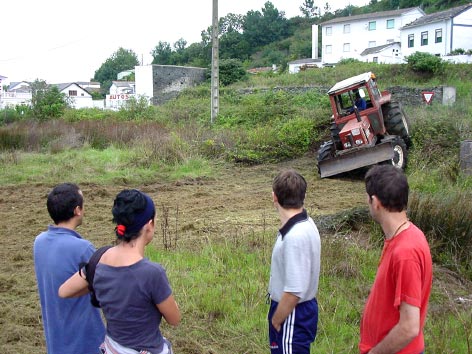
380, 211, 409, 240
278, 207, 303, 227
55, 219, 78, 231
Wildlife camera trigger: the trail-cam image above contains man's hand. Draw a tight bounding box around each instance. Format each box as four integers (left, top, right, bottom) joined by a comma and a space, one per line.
271, 292, 300, 332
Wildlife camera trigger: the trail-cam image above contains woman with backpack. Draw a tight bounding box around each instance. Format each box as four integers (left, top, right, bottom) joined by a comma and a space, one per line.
59, 189, 180, 354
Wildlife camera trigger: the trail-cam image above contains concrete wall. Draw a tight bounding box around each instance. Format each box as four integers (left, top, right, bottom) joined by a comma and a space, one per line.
135, 65, 206, 106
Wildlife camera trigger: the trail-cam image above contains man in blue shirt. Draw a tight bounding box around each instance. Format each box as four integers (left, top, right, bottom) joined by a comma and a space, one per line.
34, 183, 105, 354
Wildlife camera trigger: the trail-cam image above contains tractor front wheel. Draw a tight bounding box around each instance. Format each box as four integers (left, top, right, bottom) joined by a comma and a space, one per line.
384, 137, 407, 170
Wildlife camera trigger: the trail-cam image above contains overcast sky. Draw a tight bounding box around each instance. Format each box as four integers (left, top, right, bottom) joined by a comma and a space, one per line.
1, 0, 367, 84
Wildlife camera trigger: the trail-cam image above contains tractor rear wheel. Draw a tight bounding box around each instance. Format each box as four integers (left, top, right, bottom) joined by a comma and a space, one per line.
382, 102, 411, 147
383, 137, 407, 170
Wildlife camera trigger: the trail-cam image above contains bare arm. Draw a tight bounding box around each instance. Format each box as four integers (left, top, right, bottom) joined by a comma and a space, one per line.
271, 292, 300, 332
58, 271, 90, 298
369, 302, 420, 354
157, 294, 181, 327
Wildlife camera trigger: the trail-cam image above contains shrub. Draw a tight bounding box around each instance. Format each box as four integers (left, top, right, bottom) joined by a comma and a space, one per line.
405, 51, 445, 75
118, 95, 155, 120
338, 58, 362, 65
219, 59, 247, 86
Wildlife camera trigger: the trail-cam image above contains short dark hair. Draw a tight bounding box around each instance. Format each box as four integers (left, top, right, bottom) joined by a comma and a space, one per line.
47, 183, 83, 224
365, 165, 409, 212
272, 169, 307, 209
112, 189, 156, 242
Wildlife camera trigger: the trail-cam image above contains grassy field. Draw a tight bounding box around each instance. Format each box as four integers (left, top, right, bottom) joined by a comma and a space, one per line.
1, 63, 472, 353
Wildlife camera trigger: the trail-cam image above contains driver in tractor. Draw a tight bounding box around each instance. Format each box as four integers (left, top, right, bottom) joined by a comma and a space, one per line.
349, 89, 367, 113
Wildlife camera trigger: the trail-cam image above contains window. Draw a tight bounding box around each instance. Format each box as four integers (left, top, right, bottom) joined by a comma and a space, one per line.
344, 24, 350, 33
373, 57, 379, 63
326, 45, 332, 54
369, 21, 376, 31
368, 41, 376, 48
386, 19, 395, 29
421, 31, 428, 46
435, 29, 442, 43
408, 34, 414, 48
326, 26, 332, 36
68, 90, 77, 96
343, 43, 350, 52
387, 39, 394, 43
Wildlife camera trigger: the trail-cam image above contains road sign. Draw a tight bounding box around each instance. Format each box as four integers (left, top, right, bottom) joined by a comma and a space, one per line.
422, 91, 434, 104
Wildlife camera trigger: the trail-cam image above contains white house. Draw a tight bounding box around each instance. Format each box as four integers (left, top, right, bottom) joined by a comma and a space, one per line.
55, 83, 93, 109
0, 81, 32, 109
360, 42, 403, 63
0, 75, 6, 93
317, 7, 425, 64
400, 3, 472, 58
288, 58, 322, 73
106, 81, 136, 110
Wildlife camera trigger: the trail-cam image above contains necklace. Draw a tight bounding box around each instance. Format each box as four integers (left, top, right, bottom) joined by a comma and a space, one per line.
389, 219, 409, 239
379, 219, 410, 266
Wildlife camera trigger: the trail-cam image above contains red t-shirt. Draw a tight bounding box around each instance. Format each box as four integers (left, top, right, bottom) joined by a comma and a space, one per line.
359, 223, 433, 354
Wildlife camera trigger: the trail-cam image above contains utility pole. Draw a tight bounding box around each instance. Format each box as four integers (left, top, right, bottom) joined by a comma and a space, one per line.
210, 0, 219, 124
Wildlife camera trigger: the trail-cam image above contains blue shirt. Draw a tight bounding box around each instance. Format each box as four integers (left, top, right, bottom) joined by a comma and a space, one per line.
34, 226, 105, 354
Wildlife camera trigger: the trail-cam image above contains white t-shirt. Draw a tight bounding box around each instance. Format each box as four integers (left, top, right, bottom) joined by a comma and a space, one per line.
268, 210, 321, 302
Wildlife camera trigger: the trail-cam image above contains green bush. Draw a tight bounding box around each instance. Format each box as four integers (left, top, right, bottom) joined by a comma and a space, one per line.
31, 85, 70, 120
338, 58, 362, 65
118, 95, 155, 120
219, 59, 247, 86
405, 52, 445, 75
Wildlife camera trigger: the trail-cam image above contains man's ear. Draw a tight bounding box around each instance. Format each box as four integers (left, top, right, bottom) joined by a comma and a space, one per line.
272, 191, 278, 204
74, 205, 82, 217
371, 195, 382, 210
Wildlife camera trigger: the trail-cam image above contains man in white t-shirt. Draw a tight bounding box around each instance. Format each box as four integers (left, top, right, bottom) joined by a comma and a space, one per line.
268, 169, 321, 354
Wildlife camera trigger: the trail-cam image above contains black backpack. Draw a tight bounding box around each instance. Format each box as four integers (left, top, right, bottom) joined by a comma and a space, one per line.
79, 245, 112, 308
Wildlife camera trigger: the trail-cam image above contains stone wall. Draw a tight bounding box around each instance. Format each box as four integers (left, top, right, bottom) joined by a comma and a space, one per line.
150, 65, 206, 105
387, 86, 444, 106
237, 85, 452, 106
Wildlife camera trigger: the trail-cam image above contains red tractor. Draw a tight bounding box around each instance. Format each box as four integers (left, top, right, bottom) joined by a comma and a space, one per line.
317, 72, 411, 178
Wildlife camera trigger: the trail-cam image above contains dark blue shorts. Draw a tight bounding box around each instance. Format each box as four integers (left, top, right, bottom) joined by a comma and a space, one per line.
268, 298, 318, 354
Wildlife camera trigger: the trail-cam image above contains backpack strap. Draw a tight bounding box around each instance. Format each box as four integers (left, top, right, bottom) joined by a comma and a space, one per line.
81, 245, 113, 307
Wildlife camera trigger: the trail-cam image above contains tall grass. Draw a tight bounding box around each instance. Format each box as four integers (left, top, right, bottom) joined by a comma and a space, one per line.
145, 206, 472, 354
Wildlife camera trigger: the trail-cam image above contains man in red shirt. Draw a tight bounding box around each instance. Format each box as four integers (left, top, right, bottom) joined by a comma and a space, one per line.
360, 165, 433, 354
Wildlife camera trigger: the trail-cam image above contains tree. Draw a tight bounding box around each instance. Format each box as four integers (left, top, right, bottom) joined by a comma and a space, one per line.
220, 31, 251, 60
220, 13, 244, 34
300, 0, 318, 18
243, 2, 289, 50
151, 41, 173, 65
93, 48, 139, 95
30, 79, 70, 120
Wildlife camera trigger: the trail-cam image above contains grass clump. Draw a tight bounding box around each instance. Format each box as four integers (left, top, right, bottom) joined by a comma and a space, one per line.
409, 191, 472, 278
